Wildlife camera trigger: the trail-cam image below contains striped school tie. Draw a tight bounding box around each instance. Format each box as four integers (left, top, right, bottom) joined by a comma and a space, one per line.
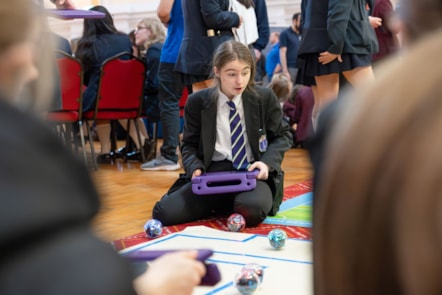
227, 101, 249, 170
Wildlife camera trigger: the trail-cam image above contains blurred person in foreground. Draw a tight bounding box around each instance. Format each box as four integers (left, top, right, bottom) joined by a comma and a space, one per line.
0, 1, 205, 294
306, 0, 442, 191
371, 0, 400, 63
313, 0, 442, 293
314, 27, 442, 295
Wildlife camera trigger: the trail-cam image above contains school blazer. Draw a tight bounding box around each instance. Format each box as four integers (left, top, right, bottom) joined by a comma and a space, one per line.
181, 86, 293, 177
298, 0, 378, 55
174, 0, 239, 76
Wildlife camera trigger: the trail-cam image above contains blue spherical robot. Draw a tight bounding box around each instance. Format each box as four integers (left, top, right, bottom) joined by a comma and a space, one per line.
267, 228, 287, 249
144, 219, 163, 238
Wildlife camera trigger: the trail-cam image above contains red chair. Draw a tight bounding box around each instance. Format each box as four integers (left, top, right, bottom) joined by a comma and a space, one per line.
83, 52, 146, 168
47, 50, 94, 169
177, 86, 190, 149
179, 86, 189, 118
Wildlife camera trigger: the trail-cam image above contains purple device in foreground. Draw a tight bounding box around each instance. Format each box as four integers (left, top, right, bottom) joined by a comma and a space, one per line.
45, 9, 106, 19
123, 249, 221, 286
192, 170, 259, 195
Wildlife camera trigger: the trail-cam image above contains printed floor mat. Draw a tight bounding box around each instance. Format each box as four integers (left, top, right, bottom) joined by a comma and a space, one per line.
120, 226, 313, 295
112, 181, 313, 251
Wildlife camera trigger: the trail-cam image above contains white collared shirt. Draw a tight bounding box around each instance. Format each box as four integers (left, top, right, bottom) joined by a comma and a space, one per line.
212, 91, 254, 162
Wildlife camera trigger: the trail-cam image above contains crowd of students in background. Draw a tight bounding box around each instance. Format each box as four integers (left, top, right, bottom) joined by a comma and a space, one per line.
52, 0, 406, 170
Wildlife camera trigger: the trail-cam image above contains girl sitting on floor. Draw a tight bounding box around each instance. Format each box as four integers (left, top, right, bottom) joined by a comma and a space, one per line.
152, 40, 292, 227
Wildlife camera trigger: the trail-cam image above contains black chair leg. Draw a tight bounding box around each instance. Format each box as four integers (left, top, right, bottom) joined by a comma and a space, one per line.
110, 120, 119, 161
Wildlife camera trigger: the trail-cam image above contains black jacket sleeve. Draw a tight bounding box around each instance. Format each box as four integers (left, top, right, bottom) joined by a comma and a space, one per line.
252, 0, 270, 51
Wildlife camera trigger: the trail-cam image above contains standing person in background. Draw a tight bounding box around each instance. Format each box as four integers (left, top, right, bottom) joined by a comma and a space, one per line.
314, 29, 442, 295
304, 0, 442, 193
279, 13, 301, 84
174, 0, 241, 92
298, 0, 378, 128
265, 31, 281, 82
140, 0, 185, 171
372, 0, 400, 63
0, 1, 206, 294
251, 0, 270, 82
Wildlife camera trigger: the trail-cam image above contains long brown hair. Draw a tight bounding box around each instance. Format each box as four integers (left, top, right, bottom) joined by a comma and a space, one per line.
75, 5, 123, 74
211, 40, 256, 92
314, 29, 442, 295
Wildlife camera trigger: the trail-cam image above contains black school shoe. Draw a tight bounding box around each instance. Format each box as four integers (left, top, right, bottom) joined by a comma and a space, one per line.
114, 139, 155, 162
96, 152, 114, 164
114, 146, 140, 162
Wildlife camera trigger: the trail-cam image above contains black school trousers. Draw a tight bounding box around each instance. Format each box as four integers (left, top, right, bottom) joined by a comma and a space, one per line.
152, 160, 273, 227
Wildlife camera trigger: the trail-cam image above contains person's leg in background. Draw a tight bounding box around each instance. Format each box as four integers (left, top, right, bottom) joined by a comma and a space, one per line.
95, 121, 113, 163
288, 67, 298, 84
141, 62, 182, 171
312, 73, 340, 130
342, 66, 375, 88
118, 118, 155, 162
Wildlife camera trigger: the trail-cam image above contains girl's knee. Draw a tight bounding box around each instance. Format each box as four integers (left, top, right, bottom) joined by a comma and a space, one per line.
152, 202, 166, 223
235, 206, 267, 227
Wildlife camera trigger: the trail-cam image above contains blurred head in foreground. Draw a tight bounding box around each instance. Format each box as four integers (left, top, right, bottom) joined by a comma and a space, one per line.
314, 28, 442, 295
0, 0, 54, 110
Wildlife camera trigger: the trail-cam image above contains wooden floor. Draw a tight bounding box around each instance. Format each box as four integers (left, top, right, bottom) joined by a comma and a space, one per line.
90, 141, 313, 242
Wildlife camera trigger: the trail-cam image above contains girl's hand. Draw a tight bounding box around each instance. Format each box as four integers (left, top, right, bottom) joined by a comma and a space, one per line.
248, 161, 269, 180
369, 16, 382, 29
51, 0, 76, 9
192, 169, 202, 179
318, 51, 342, 65
134, 251, 206, 295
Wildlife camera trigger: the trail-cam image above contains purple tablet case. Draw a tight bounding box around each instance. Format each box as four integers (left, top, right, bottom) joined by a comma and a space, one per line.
45, 9, 106, 19
192, 170, 259, 195
123, 249, 221, 286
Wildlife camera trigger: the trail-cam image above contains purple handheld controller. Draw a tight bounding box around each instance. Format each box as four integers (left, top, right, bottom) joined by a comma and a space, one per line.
123, 249, 221, 286
45, 9, 106, 19
192, 170, 259, 195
